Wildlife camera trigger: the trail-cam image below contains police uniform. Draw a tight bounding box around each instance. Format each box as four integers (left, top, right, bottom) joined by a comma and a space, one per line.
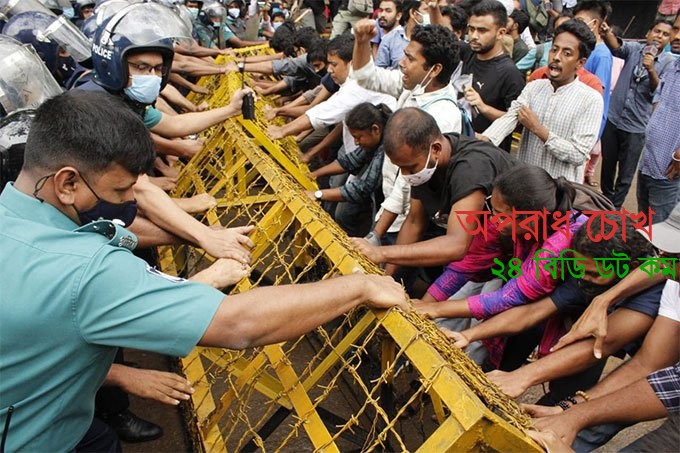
0, 184, 224, 451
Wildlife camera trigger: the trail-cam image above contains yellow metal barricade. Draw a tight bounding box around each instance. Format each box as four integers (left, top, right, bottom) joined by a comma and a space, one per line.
161, 45, 541, 452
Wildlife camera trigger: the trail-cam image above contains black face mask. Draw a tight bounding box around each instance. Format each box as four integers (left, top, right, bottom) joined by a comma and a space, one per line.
75, 173, 138, 227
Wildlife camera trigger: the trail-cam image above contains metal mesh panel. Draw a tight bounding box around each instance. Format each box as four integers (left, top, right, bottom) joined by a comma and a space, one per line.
160, 47, 541, 453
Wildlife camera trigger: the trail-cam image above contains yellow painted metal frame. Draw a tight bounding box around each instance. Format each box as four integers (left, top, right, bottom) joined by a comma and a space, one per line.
160, 45, 542, 452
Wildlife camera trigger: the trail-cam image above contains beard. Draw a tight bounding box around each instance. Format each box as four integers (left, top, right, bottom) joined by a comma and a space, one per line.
378, 17, 397, 30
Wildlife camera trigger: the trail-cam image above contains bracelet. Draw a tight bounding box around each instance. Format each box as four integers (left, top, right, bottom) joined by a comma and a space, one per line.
565, 395, 578, 406
672, 153, 680, 162
576, 390, 590, 402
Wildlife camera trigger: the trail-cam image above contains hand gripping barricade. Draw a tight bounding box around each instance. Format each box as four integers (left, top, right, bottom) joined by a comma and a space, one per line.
156, 45, 544, 452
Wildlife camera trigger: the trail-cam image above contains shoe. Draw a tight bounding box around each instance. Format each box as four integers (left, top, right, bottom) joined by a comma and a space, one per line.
584, 175, 599, 187
102, 409, 163, 443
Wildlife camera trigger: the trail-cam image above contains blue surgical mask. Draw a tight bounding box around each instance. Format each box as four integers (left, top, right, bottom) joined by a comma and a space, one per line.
124, 74, 162, 104
228, 7, 240, 18
62, 7, 75, 19
76, 173, 138, 227
188, 7, 199, 19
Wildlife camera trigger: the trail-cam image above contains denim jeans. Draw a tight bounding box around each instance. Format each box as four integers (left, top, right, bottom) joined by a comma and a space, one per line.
636, 172, 680, 223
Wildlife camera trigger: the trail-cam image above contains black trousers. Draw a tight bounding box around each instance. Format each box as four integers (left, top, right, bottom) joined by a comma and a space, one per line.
95, 349, 129, 416
74, 418, 120, 453
600, 120, 646, 208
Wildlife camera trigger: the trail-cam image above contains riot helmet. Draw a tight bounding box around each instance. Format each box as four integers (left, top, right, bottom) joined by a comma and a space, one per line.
0, 109, 35, 191
2, 10, 92, 64
0, 35, 61, 117
91, 2, 191, 92
0, 0, 56, 18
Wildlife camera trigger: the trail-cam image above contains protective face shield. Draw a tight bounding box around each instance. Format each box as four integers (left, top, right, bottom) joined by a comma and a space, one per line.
80, 15, 98, 40
2, 11, 61, 71
42, 15, 93, 62
0, 0, 56, 18
93, 0, 142, 27
0, 109, 35, 191
92, 2, 192, 92
203, 1, 226, 20
0, 36, 63, 116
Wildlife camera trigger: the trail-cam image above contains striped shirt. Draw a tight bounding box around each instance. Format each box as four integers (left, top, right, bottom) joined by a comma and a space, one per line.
483, 78, 603, 182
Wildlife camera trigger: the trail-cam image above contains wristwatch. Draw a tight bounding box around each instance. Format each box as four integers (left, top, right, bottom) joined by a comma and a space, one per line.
314, 190, 323, 200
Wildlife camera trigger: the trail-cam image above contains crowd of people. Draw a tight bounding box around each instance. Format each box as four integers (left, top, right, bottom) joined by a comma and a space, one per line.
0, 0, 679, 451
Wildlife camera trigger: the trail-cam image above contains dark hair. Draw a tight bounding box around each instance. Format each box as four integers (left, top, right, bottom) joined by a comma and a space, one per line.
306, 39, 327, 64
270, 21, 297, 56
509, 8, 530, 34
554, 19, 597, 60
326, 33, 354, 62
493, 165, 574, 239
293, 26, 320, 51
440, 5, 469, 33
24, 91, 155, 175
345, 103, 392, 131
651, 19, 675, 30
271, 11, 286, 21
410, 25, 460, 85
573, 215, 654, 272
470, 0, 508, 29
379, 0, 403, 13
383, 108, 440, 157
572, 1, 610, 23
400, 0, 421, 26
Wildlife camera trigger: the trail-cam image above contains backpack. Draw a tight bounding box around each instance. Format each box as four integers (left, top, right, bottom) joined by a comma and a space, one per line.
457, 105, 475, 138
420, 96, 475, 138
521, 0, 549, 32
571, 182, 615, 212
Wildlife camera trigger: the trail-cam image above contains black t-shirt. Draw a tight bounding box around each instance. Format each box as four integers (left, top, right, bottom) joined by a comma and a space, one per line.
410, 133, 518, 223
459, 44, 525, 151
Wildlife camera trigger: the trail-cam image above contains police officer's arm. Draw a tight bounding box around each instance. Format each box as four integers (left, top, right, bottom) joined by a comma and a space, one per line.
379, 190, 485, 268
227, 35, 263, 49
171, 53, 229, 77
150, 133, 202, 159
134, 175, 253, 263
199, 274, 408, 349
150, 88, 250, 138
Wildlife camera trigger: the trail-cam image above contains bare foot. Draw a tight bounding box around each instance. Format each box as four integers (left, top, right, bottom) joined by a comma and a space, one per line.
175, 193, 217, 213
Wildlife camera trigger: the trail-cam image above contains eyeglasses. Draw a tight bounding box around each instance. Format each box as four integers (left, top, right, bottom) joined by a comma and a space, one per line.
128, 61, 167, 76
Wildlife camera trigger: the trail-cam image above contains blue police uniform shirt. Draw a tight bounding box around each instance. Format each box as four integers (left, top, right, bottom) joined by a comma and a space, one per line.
0, 184, 224, 451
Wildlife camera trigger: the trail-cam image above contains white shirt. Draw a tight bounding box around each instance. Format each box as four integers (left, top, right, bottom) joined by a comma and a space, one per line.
483, 77, 603, 182
305, 78, 397, 157
659, 280, 680, 323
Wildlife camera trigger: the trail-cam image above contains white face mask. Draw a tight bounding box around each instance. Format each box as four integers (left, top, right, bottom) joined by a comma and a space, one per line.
415, 11, 430, 26
187, 7, 199, 19
402, 146, 438, 186
228, 7, 240, 18
410, 64, 435, 96
272, 21, 283, 30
